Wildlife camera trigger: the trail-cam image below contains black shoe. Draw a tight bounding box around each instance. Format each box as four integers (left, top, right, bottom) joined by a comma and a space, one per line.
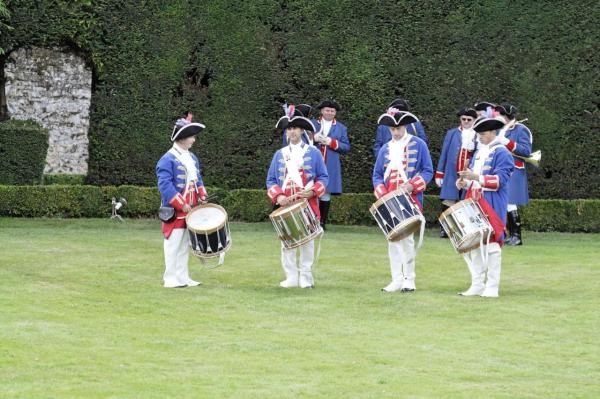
401, 288, 415, 293
439, 228, 448, 239
507, 209, 523, 246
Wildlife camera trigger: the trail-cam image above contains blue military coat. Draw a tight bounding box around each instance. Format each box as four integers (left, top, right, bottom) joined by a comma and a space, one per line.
504, 123, 532, 205
468, 142, 515, 232
311, 118, 350, 194
372, 135, 433, 208
436, 127, 463, 201
156, 150, 205, 207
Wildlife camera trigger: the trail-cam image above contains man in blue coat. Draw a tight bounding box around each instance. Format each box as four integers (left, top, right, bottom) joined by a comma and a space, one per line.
373, 98, 428, 157
495, 102, 532, 246
435, 107, 478, 237
372, 111, 433, 293
267, 114, 329, 289
311, 100, 351, 230
457, 116, 514, 297
156, 116, 208, 288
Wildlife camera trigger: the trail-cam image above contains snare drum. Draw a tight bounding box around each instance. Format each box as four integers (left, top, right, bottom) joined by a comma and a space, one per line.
439, 199, 493, 253
269, 200, 322, 250
186, 204, 232, 260
370, 190, 423, 241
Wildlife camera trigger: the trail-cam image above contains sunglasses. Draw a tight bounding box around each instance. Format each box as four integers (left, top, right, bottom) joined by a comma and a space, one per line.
461, 117, 474, 122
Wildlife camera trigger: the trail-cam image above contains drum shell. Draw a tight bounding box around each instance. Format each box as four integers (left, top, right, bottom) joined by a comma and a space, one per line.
269, 200, 322, 249
370, 190, 422, 241
438, 199, 493, 253
186, 204, 232, 258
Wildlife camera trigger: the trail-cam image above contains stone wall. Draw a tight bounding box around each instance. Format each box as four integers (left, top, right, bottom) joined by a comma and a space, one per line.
4, 47, 92, 174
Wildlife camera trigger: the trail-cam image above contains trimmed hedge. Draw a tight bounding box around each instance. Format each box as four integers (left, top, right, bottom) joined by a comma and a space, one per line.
43, 173, 86, 185
0, 119, 48, 184
2, 1, 599, 198
1, 185, 598, 233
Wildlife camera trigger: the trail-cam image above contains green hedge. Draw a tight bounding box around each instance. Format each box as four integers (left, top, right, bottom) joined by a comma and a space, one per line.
0, 119, 48, 184
1, 185, 598, 233
2, 1, 599, 198
43, 173, 86, 185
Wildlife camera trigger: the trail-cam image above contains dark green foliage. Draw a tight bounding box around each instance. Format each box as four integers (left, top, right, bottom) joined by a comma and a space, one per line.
2, 1, 600, 198
1, 185, 598, 232
44, 174, 86, 185
0, 119, 48, 184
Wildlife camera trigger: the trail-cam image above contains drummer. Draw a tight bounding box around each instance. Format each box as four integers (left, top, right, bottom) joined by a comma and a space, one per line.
373, 110, 433, 292
156, 114, 208, 288
456, 116, 514, 297
266, 112, 329, 288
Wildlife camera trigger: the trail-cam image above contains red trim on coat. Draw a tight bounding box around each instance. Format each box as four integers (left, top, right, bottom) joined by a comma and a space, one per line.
456, 148, 473, 172
313, 181, 326, 197
169, 193, 186, 211
514, 159, 525, 169
267, 185, 284, 203
329, 138, 339, 150
435, 171, 445, 179
409, 176, 426, 193
482, 175, 499, 191
374, 184, 388, 199
505, 140, 516, 152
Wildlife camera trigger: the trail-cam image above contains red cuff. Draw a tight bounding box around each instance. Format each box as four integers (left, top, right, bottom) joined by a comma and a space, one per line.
313, 181, 326, 197
482, 175, 499, 191
374, 184, 388, 199
197, 185, 207, 200
267, 185, 284, 203
505, 140, 516, 152
169, 193, 186, 211
329, 138, 339, 150
434, 171, 445, 179
409, 176, 426, 193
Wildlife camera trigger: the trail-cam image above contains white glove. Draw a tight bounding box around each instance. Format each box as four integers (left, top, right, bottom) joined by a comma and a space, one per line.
435, 178, 443, 187
498, 136, 510, 145
313, 133, 324, 143
323, 137, 332, 146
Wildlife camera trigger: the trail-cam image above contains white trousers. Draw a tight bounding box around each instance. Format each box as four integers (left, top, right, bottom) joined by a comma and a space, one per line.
163, 228, 194, 287
463, 242, 502, 296
281, 240, 315, 284
388, 233, 416, 289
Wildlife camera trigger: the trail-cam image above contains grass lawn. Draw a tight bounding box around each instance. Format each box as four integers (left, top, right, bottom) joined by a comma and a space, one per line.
1, 218, 599, 398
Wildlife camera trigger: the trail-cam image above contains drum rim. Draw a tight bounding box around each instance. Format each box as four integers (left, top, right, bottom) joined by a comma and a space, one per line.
281, 228, 323, 249
371, 189, 414, 209
387, 215, 422, 241
191, 239, 232, 259
455, 230, 493, 253
186, 203, 229, 234
439, 198, 476, 220
269, 199, 308, 218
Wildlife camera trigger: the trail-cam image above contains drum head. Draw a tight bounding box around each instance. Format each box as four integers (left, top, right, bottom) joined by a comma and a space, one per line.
270, 199, 306, 217
187, 204, 227, 233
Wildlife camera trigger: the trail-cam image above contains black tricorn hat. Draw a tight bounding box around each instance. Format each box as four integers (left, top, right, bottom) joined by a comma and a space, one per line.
473, 116, 505, 133
316, 100, 341, 111
387, 98, 410, 111
275, 115, 316, 132
457, 107, 478, 119
171, 122, 205, 141
295, 104, 312, 118
495, 102, 517, 118
474, 101, 497, 111
377, 111, 419, 127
